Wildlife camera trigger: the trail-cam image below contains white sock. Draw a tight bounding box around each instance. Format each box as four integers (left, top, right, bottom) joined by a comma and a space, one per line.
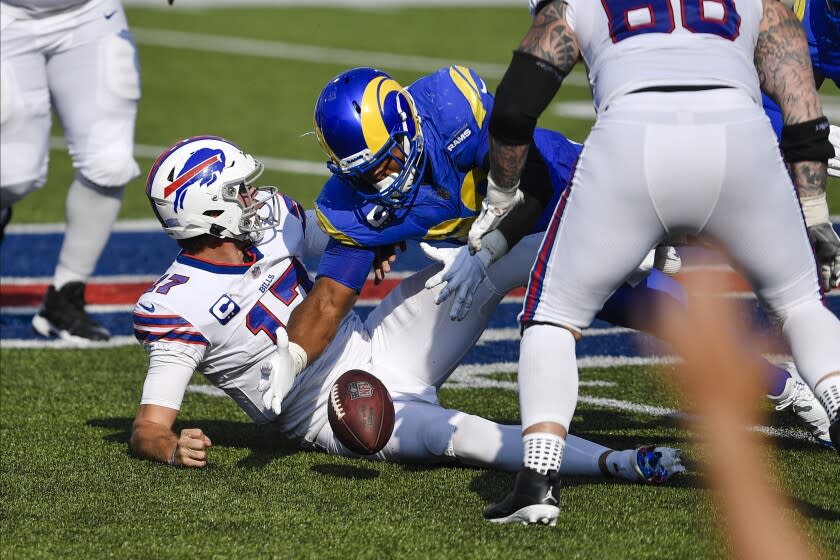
53, 176, 124, 289
523, 433, 564, 475
814, 375, 840, 424
519, 323, 579, 429
602, 449, 640, 482
558, 435, 610, 476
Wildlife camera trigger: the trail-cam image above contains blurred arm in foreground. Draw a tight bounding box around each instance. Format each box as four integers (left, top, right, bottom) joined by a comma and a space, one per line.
657, 270, 822, 560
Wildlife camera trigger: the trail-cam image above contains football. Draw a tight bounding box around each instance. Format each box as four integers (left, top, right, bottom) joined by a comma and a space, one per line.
328, 369, 395, 455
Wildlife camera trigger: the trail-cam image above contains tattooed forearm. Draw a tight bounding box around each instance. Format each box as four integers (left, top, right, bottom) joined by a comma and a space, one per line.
790, 161, 827, 199
490, 136, 530, 190
755, 0, 822, 124
519, 1, 579, 77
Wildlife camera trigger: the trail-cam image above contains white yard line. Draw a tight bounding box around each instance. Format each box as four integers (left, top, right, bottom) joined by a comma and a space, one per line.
47, 136, 330, 176
130, 27, 590, 86
181, 365, 814, 443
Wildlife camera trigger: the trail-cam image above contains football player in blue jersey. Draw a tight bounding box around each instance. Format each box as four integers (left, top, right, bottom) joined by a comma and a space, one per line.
761, 0, 840, 293
258, 66, 833, 448
292, 65, 684, 366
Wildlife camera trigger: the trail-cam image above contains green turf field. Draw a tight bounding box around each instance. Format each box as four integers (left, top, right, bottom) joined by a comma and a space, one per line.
8, 5, 840, 223
2, 5, 840, 559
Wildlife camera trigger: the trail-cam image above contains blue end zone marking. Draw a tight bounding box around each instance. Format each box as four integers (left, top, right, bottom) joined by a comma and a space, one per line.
2, 231, 180, 277
1, 233, 436, 278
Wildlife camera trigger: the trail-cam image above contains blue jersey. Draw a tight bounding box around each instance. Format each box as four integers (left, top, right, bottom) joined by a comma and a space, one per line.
315, 66, 582, 291
798, 0, 840, 85
762, 0, 840, 137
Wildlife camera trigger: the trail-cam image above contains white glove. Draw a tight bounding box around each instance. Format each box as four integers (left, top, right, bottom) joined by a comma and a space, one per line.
468, 175, 524, 253
257, 330, 296, 415
422, 230, 509, 321
829, 125, 840, 179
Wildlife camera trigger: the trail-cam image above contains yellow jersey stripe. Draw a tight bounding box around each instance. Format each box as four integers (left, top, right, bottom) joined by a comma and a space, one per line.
449, 66, 487, 129
794, 0, 805, 21
314, 207, 360, 247
460, 168, 485, 213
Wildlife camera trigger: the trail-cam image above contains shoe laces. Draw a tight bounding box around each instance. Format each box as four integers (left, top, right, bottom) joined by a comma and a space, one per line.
773, 380, 812, 412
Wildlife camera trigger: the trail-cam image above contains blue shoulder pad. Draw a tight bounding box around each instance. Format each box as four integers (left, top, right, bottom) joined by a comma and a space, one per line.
315, 176, 429, 246
410, 66, 495, 170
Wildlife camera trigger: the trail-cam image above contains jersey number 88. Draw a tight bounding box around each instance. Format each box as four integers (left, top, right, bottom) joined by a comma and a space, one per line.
601, 0, 741, 43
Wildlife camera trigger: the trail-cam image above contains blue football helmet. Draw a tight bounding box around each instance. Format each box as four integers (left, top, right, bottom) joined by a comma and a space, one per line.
313, 67, 425, 209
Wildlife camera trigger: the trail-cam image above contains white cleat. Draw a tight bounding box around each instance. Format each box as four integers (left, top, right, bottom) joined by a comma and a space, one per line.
606, 447, 686, 484
769, 364, 833, 449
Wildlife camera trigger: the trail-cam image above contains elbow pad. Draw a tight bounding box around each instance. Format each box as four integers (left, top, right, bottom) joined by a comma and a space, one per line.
489, 50, 565, 146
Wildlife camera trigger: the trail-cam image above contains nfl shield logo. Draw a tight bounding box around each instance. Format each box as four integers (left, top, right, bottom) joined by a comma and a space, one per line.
348, 381, 374, 400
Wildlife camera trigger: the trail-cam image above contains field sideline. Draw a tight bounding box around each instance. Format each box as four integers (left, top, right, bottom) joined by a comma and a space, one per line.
2, 4, 839, 559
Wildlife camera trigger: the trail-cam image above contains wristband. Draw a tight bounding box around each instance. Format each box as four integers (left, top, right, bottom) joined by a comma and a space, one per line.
289, 341, 308, 375
780, 117, 833, 163
801, 192, 830, 227
169, 445, 179, 466
487, 173, 520, 196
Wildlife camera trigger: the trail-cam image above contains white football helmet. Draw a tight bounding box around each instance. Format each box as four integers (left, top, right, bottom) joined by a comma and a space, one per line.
146, 136, 280, 240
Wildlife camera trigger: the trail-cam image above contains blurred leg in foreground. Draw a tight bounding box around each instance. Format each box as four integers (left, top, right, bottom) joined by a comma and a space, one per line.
657, 269, 823, 560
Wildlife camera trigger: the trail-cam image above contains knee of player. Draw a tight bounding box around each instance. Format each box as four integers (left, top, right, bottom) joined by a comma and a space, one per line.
420, 414, 460, 459
77, 152, 140, 189
1, 166, 47, 207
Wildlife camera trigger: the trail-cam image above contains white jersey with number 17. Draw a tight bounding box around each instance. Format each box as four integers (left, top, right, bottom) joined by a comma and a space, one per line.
133, 201, 370, 444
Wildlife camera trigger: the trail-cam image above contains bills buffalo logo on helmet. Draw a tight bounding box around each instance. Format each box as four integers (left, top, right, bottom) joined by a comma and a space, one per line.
348, 381, 374, 400
164, 148, 227, 213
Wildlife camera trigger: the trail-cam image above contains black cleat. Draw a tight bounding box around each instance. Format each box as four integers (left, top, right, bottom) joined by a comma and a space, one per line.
830, 420, 840, 456
0, 206, 11, 243
484, 468, 560, 525
32, 282, 110, 342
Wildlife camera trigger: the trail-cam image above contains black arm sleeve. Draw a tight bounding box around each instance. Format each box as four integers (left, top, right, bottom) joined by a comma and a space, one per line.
519, 140, 553, 209
497, 192, 544, 248
489, 50, 565, 146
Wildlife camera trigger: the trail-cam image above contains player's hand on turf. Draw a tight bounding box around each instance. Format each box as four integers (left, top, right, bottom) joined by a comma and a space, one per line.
468, 175, 523, 253
373, 242, 407, 285
829, 125, 840, 178
173, 428, 212, 468
421, 242, 490, 321
808, 222, 840, 291
257, 330, 296, 415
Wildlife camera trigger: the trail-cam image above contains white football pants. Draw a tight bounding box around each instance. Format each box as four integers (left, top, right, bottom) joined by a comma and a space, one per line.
0, 0, 140, 204
313, 235, 618, 471
519, 88, 840, 430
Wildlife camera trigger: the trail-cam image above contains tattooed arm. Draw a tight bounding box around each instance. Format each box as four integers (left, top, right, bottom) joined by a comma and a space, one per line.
489, 0, 580, 190
755, 0, 826, 198
468, 1, 580, 251
756, 0, 839, 291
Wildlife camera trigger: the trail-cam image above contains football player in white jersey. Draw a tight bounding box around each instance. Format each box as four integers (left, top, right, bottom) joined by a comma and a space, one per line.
465, 0, 840, 525
129, 136, 685, 486
0, 0, 142, 341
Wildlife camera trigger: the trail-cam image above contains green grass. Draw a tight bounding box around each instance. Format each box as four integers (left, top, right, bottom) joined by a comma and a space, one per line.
13, 5, 836, 224
2, 349, 838, 559
3, 5, 840, 558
